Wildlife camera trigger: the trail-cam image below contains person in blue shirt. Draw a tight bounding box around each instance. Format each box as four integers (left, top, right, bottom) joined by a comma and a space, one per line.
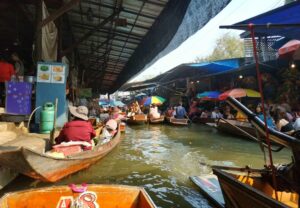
256, 103, 276, 129
176, 102, 187, 119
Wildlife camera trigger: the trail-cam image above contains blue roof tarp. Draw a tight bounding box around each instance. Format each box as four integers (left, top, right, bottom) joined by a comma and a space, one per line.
221, 2, 300, 39
189, 59, 240, 73
159, 58, 242, 82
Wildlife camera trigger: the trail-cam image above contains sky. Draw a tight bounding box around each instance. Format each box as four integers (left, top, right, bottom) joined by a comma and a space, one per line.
130, 0, 285, 83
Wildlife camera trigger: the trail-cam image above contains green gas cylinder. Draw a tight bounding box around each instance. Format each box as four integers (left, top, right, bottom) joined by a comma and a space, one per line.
40, 102, 54, 134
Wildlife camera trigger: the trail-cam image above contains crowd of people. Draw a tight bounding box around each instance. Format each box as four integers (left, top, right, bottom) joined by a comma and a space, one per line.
53, 94, 300, 154
185, 98, 300, 136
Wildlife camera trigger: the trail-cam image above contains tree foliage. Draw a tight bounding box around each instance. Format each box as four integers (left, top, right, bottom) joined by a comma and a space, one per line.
285, 0, 295, 5
194, 33, 244, 62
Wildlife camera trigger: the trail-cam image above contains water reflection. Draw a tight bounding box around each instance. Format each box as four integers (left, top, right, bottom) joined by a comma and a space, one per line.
1, 124, 292, 207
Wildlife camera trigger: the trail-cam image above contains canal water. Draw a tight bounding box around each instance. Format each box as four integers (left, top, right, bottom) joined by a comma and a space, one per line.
1, 124, 292, 207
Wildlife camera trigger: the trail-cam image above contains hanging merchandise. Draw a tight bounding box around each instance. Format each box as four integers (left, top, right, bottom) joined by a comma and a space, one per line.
41, 1, 58, 61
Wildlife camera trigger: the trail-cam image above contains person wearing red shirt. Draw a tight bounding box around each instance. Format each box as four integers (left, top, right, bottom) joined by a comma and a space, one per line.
0, 55, 15, 82
0, 54, 15, 106
55, 106, 96, 150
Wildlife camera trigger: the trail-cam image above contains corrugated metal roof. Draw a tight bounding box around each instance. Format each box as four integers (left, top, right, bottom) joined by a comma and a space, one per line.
67, 0, 169, 91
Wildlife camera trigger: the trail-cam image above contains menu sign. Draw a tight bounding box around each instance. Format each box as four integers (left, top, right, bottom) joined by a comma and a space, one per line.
37, 63, 65, 84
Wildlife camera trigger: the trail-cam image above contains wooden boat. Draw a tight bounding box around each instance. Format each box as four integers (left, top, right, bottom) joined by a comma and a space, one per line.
149, 115, 165, 124
127, 114, 147, 125
193, 117, 216, 124
205, 97, 300, 207
0, 126, 122, 182
0, 184, 157, 208
215, 167, 298, 208
191, 167, 299, 208
216, 119, 264, 140
0, 122, 24, 189
120, 122, 126, 132
167, 117, 189, 126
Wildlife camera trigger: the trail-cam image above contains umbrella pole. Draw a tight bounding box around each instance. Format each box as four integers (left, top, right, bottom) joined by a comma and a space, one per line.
249, 24, 278, 200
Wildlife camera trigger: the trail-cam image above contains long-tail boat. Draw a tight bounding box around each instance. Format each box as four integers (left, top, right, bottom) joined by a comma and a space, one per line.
0, 184, 157, 208
127, 114, 148, 125
166, 117, 189, 126
191, 97, 300, 207
216, 118, 266, 140
193, 117, 216, 124
120, 122, 126, 132
149, 115, 165, 124
0, 125, 121, 182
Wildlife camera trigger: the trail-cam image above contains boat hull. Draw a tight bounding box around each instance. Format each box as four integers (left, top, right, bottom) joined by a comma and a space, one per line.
149, 116, 165, 124
0, 128, 122, 182
166, 117, 189, 126
193, 117, 216, 124
0, 166, 18, 190
213, 168, 298, 208
0, 122, 23, 189
216, 119, 263, 140
120, 123, 126, 132
0, 184, 157, 208
127, 115, 147, 125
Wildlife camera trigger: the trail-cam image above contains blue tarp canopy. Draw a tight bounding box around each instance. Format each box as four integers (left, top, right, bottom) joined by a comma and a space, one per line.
220, 2, 300, 39
159, 58, 242, 82
189, 59, 240, 72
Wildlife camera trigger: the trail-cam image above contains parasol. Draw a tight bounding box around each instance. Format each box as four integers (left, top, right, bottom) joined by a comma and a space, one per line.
218, 88, 260, 100
278, 39, 300, 60
142, 96, 166, 106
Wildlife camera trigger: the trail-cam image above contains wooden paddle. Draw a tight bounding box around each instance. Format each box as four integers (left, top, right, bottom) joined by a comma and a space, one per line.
50, 98, 58, 145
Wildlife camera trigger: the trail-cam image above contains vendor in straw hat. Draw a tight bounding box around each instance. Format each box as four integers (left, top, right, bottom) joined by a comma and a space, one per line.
55, 106, 96, 150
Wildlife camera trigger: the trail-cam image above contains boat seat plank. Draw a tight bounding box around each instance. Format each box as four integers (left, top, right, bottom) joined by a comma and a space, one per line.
190, 175, 225, 208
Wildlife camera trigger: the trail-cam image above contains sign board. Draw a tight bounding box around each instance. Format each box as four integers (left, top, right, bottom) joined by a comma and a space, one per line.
35, 62, 68, 127
5, 82, 32, 115
37, 63, 66, 84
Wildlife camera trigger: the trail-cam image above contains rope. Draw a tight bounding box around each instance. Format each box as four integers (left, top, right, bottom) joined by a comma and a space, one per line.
248, 24, 278, 200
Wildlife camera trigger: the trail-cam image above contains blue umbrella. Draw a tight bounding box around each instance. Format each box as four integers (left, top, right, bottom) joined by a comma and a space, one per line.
99, 99, 109, 106
109, 100, 125, 107
135, 93, 147, 100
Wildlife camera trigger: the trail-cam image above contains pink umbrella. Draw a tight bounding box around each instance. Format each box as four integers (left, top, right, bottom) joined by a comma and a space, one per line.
278, 39, 300, 60
218, 88, 260, 100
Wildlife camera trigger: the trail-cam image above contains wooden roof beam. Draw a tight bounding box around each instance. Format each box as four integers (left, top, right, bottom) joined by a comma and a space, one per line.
39, 0, 80, 29
62, 9, 121, 55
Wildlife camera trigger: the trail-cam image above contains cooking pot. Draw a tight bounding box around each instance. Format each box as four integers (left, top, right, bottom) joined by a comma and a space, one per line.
24, 76, 36, 83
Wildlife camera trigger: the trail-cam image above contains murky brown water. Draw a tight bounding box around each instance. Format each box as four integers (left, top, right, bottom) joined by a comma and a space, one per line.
1, 124, 292, 207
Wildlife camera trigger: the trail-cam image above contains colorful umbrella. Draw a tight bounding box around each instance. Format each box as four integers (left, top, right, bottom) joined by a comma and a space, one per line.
218, 88, 260, 100
278, 39, 300, 60
143, 96, 166, 106
197, 91, 220, 99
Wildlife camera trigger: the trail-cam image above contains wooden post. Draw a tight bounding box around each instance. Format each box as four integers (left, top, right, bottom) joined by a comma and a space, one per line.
38, 0, 80, 29
57, 16, 63, 61
35, 0, 43, 62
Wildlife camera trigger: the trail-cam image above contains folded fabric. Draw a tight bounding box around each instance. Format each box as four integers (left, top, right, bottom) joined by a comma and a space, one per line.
54, 141, 92, 147
45, 151, 65, 158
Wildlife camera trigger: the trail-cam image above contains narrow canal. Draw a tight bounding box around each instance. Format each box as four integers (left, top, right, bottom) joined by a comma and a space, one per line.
2, 124, 292, 207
